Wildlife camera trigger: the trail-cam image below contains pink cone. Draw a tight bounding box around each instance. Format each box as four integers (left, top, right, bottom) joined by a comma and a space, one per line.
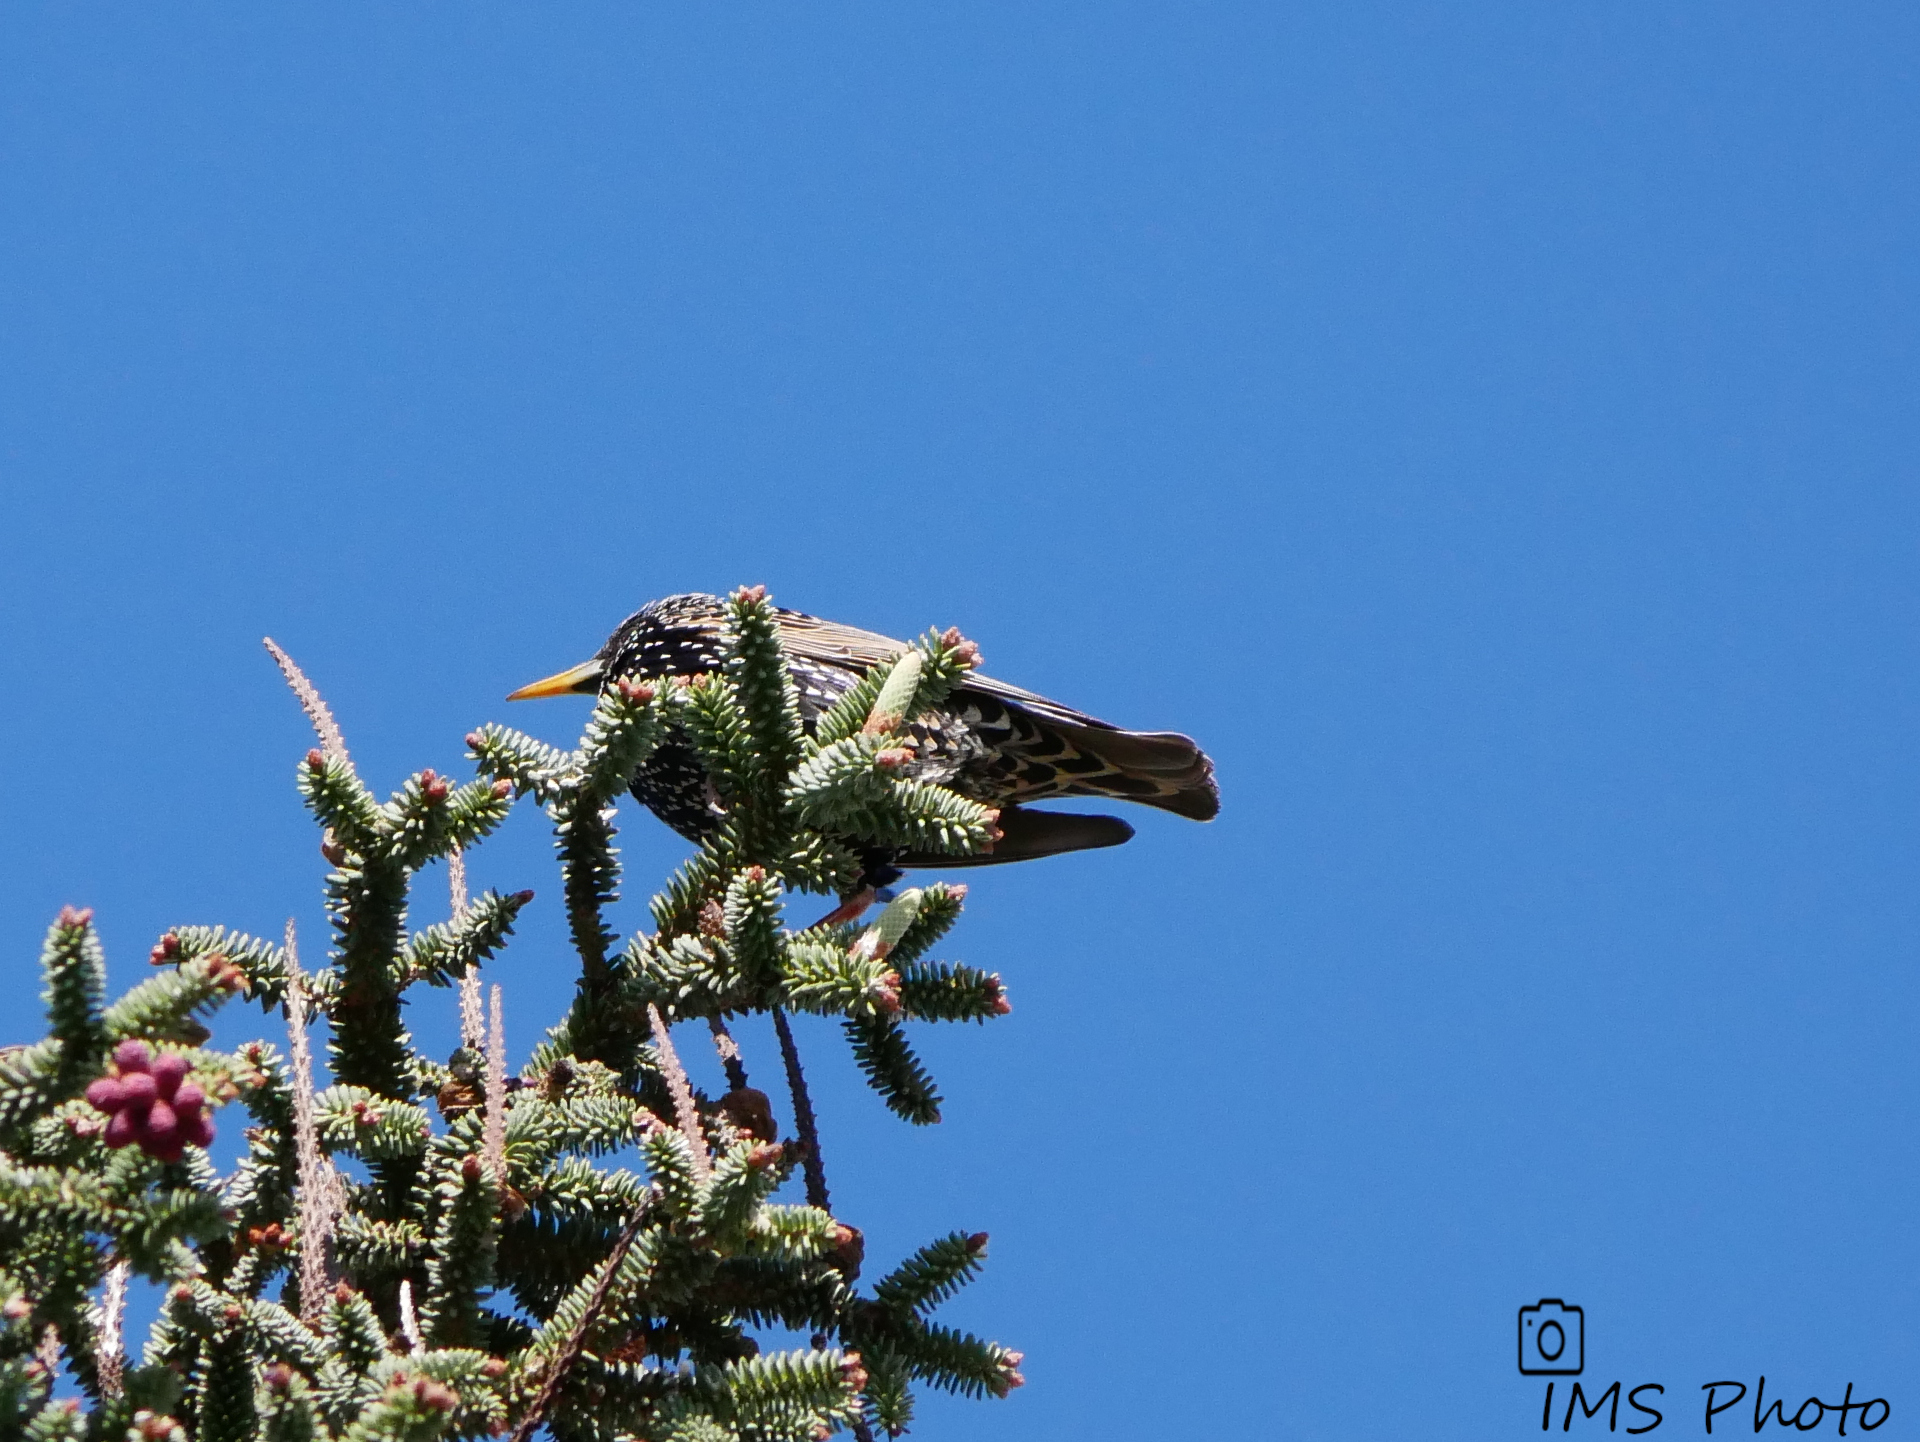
150, 1052, 187, 1097
143, 1100, 179, 1147
85, 1078, 126, 1113
114, 1040, 153, 1073
119, 1072, 158, 1107
102, 1110, 137, 1148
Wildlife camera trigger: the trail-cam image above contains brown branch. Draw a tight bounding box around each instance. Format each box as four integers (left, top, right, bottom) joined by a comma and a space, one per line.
707, 1015, 749, 1092
647, 1005, 711, 1183
772, 1009, 830, 1213
506, 1210, 647, 1442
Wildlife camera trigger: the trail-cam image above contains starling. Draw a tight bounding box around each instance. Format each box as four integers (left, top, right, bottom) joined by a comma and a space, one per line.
508, 593, 1218, 887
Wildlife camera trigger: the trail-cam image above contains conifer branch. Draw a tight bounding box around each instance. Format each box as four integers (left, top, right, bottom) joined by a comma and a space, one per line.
43, 906, 108, 1097
156, 925, 290, 1010
8, 583, 1025, 1440
845, 1014, 942, 1125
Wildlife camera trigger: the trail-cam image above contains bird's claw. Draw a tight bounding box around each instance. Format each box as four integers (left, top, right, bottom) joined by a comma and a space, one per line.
808, 887, 879, 931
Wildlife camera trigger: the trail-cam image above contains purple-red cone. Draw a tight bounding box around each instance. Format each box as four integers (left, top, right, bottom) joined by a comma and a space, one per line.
85, 1040, 214, 1162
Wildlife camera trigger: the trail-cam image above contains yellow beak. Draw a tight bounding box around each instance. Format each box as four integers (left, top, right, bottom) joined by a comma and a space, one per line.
506, 659, 605, 701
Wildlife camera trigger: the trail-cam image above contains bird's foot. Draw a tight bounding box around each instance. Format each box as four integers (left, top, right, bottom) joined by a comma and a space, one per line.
807, 887, 878, 931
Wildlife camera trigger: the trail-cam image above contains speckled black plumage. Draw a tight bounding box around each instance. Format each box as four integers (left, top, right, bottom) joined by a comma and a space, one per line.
579, 593, 1219, 882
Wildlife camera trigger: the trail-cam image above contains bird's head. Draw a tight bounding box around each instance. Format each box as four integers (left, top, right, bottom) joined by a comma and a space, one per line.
507, 593, 730, 701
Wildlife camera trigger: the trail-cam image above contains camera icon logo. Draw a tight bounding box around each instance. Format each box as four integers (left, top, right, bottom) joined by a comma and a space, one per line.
1517, 1299, 1584, 1375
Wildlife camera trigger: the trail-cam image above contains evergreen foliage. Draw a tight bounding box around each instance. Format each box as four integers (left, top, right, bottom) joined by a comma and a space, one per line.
0, 586, 1023, 1441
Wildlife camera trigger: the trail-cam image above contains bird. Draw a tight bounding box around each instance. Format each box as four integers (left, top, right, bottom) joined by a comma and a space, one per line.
507, 593, 1218, 892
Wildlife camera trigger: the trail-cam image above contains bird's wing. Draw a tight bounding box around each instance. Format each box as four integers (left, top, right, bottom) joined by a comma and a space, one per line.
773, 607, 1218, 820
772, 609, 912, 671
773, 609, 1120, 728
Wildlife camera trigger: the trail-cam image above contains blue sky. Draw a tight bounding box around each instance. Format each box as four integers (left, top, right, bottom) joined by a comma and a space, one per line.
3, 5, 1916, 1437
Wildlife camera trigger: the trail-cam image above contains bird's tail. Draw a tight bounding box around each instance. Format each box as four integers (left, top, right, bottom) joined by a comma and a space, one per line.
1044, 722, 1219, 820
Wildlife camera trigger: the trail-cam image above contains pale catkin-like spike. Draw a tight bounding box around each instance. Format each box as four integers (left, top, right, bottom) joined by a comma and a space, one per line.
397, 1279, 423, 1353
449, 849, 470, 918
35, 1323, 59, 1380
92, 1261, 128, 1397
459, 973, 485, 1053
285, 921, 345, 1322
263, 637, 351, 764
484, 986, 508, 1188
454, 852, 485, 1050
648, 1004, 711, 1183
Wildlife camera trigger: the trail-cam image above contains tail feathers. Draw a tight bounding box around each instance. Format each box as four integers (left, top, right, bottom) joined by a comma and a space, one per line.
1051, 723, 1220, 821
896, 806, 1135, 869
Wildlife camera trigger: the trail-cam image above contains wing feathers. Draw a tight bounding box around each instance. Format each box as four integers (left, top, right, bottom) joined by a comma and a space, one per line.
772, 608, 1219, 822
774, 610, 909, 671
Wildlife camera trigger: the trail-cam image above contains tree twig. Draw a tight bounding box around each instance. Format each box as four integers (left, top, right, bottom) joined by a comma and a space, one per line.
648, 1005, 711, 1183
507, 1209, 647, 1442
772, 1009, 830, 1213
707, 1015, 749, 1092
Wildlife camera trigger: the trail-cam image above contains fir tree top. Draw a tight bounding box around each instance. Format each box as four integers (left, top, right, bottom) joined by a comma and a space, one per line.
0, 587, 1024, 1442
